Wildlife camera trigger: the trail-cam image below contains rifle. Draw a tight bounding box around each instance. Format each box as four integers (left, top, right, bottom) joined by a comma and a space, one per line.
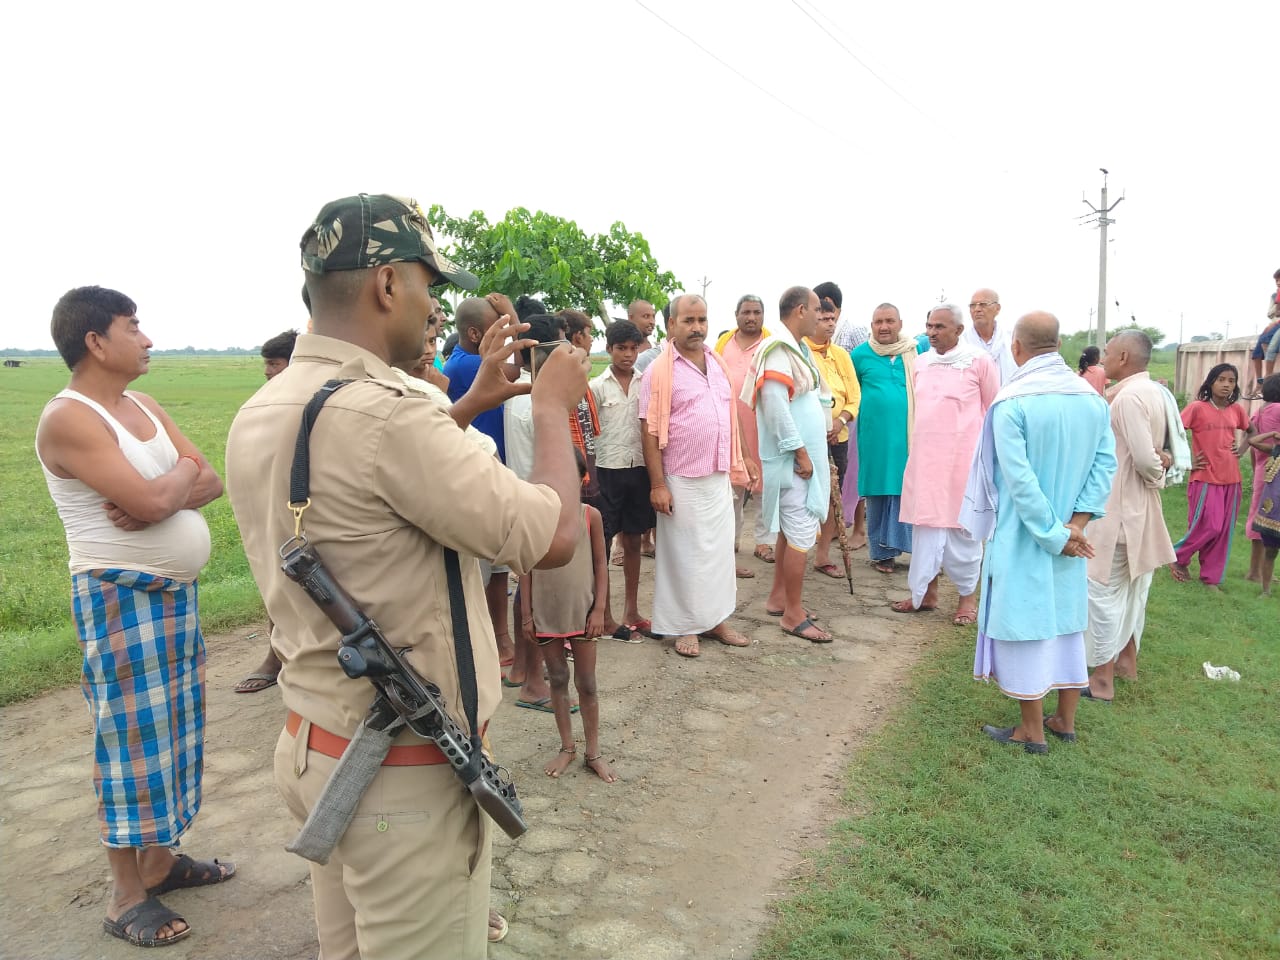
281, 540, 526, 863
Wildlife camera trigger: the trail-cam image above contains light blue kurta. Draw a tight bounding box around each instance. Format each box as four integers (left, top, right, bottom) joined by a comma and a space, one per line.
977, 391, 1116, 642
754, 336, 830, 535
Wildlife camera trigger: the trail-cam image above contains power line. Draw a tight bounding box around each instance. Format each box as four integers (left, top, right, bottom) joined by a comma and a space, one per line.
788, 0, 934, 122
631, 0, 822, 130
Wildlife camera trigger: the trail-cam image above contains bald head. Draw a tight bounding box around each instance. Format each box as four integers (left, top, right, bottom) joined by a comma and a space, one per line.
455, 297, 499, 345
1012, 311, 1061, 355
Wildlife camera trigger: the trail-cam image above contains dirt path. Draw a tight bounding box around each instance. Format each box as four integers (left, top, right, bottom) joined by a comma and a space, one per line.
0, 551, 955, 959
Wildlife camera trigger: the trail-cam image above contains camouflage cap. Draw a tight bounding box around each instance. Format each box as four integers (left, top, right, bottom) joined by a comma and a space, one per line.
300, 193, 478, 290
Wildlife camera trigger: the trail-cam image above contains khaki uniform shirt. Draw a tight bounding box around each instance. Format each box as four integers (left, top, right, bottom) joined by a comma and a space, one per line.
226, 334, 558, 740
1087, 372, 1177, 582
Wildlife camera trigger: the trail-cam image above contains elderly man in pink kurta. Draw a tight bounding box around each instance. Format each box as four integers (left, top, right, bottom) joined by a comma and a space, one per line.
893, 304, 999, 622
1083, 330, 1176, 703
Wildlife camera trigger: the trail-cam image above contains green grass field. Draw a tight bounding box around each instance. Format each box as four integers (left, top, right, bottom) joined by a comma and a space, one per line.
4, 354, 1274, 958
757, 489, 1278, 960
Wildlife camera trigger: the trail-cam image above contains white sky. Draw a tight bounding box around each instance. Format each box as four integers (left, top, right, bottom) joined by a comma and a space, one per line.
3, 0, 1276, 350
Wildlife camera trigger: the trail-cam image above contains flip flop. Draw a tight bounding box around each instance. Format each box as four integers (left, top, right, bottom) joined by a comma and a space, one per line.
1080, 686, 1112, 705
700, 629, 751, 647
813, 563, 843, 579
233, 672, 278, 694
871, 560, 898, 574
146, 854, 236, 897
890, 599, 935, 614
952, 609, 978, 626
501, 676, 524, 688
673, 636, 701, 658
781, 617, 832, 643
515, 697, 579, 714
736, 566, 756, 578
753, 546, 776, 563
767, 607, 820, 619
488, 910, 509, 944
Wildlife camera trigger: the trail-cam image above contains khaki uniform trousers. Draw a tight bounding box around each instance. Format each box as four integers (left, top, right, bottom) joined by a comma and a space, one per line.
276, 721, 492, 960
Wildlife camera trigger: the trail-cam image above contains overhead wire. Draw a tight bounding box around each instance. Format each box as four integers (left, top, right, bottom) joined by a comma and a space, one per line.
630, 0, 823, 131
787, 0, 935, 123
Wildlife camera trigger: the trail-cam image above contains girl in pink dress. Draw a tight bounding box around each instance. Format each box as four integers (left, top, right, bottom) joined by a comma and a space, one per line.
1077, 346, 1107, 395
1172, 364, 1250, 586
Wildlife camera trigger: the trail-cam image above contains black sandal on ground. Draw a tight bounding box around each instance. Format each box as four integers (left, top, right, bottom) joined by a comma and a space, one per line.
147, 854, 236, 896
103, 897, 190, 948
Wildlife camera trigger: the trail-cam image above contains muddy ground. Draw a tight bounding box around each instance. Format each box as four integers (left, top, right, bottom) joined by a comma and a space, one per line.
0, 547, 958, 960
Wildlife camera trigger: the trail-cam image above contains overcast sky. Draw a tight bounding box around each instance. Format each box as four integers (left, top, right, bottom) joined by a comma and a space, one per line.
4, 0, 1276, 350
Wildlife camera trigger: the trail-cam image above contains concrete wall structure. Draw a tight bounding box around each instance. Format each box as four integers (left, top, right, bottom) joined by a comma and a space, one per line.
1174, 337, 1264, 418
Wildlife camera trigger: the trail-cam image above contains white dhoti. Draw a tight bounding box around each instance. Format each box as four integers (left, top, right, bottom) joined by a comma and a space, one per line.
973, 630, 1088, 700
1085, 538, 1152, 669
653, 473, 737, 636
908, 525, 983, 608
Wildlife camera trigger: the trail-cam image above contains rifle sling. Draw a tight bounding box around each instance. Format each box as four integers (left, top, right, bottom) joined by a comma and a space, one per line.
290, 378, 483, 745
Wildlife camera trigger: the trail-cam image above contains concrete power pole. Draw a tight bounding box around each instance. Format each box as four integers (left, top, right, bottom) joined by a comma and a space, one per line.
698, 275, 712, 299
1081, 169, 1124, 348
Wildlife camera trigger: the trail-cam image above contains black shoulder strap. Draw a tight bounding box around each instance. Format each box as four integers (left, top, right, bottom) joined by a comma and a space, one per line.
291, 378, 482, 740
290, 379, 353, 507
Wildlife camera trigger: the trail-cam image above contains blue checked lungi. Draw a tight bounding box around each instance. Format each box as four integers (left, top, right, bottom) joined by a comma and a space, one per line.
72, 569, 206, 848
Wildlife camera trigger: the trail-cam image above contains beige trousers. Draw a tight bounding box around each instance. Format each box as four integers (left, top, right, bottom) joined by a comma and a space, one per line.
275, 721, 492, 960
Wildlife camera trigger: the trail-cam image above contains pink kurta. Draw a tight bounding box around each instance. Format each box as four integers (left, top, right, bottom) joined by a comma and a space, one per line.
900, 348, 999, 527
717, 334, 767, 492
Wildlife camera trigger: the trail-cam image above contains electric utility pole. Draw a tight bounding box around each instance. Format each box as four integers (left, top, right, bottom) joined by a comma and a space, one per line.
698, 275, 712, 299
1081, 169, 1124, 348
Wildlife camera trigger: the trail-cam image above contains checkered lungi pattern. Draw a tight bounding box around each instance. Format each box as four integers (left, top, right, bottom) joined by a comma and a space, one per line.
72, 569, 206, 848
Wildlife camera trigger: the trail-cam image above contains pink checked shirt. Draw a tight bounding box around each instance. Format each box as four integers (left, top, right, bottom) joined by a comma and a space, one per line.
637, 346, 734, 478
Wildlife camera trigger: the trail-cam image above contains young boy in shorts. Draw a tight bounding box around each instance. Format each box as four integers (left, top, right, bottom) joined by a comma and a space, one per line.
589, 320, 656, 640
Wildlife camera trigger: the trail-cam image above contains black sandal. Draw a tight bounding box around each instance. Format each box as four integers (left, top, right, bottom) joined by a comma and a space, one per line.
147, 853, 236, 896
103, 897, 190, 947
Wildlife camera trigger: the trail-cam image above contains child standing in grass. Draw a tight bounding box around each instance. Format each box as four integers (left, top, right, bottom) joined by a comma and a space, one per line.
524, 453, 617, 783
1172, 363, 1250, 587
1244, 375, 1280, 594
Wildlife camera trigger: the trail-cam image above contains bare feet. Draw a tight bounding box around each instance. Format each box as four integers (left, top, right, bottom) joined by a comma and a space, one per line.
848, 533, 868, 551
584, 753, 619, 783
674, 635, 700, 658
736, 566, 755, 578
544, 746, 576, 778
1170, 562, 1190, 582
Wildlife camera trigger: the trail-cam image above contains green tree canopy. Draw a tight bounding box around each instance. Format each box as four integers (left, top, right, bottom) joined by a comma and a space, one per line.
426, 206, 678, 326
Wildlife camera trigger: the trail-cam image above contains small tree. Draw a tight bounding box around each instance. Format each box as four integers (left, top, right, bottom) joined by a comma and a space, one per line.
426, 206, 678, 328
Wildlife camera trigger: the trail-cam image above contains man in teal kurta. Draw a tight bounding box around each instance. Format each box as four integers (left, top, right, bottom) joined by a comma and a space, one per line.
851, 302, 928, 572
961, 311, 1115, 753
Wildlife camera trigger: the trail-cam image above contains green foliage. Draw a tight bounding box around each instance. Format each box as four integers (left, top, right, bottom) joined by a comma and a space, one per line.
757, 482, 1279, 960
1061, 325, 1168, 366
427, 206, 678, 327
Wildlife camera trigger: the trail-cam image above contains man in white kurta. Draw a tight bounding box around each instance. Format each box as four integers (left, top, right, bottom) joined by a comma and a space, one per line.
963, 287, 1017, 384
1083, 331, 1176, 702
894, 305, 999, 621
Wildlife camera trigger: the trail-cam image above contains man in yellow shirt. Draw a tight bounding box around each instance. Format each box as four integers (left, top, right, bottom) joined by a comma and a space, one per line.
805, 296, 861, 577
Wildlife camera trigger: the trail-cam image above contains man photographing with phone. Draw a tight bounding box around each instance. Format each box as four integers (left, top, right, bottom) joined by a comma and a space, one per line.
226, 194, 588, 960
